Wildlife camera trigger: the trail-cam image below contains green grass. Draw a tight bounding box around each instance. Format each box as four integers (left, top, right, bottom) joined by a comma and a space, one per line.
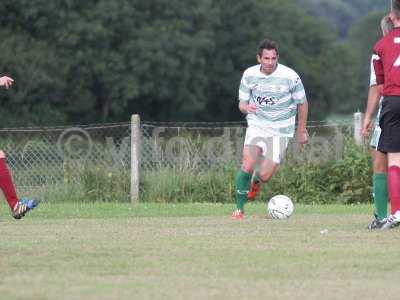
1, 202, 400, 300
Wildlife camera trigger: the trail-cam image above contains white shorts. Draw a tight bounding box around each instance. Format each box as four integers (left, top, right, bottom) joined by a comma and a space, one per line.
370, 98, 383, 149
244, 125, 290, 163
370, 124, 381, 149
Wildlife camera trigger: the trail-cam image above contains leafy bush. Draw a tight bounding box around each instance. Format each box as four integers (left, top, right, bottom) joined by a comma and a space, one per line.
140, 163, 237, 203
44, 162, 131, 203
265, 141, 371, 204
80, 166, 130, 202
140, 141, 373, 204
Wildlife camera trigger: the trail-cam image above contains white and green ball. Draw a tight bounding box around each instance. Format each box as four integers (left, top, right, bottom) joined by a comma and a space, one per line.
267, 195, 294, 219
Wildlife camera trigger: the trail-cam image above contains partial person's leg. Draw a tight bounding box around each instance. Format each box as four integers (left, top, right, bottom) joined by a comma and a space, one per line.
248, 136, 288, 200
0, 150, 40, 219
247, 161, 279, 201
372, 150, 388, 221
233, 145, 260, 216
377, 96, 400, 228
258, 159, 280, 183
387, 153, 400, 215
0, 150, 19, 210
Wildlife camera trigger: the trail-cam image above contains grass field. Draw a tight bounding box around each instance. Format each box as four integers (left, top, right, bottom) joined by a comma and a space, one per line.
1, 202, 400, 300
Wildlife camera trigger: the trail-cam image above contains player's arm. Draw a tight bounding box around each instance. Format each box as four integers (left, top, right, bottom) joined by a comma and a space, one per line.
363, 53, 383, 137
296, 100, 309, 146
292, 73, 308, 146
362, 84, 381, 137
0, 76, 14, 89
238, 72, 257, 114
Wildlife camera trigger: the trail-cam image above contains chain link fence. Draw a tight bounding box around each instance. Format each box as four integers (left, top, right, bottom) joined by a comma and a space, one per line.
141, 120, 357, 171
0, 118, 361, 201
0, 123, 131, 198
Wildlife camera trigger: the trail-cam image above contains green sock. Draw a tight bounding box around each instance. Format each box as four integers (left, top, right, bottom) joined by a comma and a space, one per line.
373, 173, 388, 221
235, 170, 252, 212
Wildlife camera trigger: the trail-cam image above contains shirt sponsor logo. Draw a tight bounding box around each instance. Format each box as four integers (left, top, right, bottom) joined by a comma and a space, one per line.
256, 96, 278, 106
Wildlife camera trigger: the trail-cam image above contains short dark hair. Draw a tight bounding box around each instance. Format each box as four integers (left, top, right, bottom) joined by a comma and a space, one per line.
392, 0, 400, 18
257, 39, 279, 57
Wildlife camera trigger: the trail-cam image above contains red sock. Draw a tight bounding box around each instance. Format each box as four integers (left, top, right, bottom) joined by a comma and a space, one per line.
0, 158, 18, 209
388, 166, 400, 214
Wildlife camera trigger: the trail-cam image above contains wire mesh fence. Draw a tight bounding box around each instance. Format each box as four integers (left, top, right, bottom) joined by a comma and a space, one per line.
0, 123, 131, 198
141, 120, 357, 171
0, 118, 360, 201
139, 119, 369, 204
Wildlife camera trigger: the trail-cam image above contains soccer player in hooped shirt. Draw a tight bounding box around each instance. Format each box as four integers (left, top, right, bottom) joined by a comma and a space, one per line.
231, 39, 308, 219
0, 75, 40, 219
362, 15, 394, 229
372, 0, 400, 229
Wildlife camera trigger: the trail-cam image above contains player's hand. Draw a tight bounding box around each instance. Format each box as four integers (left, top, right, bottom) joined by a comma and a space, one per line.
0, 76, 14, 89
246, 103, 257, 114
362, 116, 373, 138
296, 128, 309, 149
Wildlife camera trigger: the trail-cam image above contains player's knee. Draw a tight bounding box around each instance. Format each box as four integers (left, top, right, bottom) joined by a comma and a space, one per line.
259, 172, 274, 183
373, 151, 388, 173
259, 162, 280, 182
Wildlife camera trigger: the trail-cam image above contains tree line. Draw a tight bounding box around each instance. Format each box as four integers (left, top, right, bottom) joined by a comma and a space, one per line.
0, 0, 386, 126
298, 0, 387, 38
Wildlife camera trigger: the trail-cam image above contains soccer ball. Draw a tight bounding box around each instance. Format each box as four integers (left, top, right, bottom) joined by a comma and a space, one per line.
267, 195, 294, 219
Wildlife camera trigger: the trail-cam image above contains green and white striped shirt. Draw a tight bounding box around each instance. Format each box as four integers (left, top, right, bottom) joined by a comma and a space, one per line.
239, 63, 307, 137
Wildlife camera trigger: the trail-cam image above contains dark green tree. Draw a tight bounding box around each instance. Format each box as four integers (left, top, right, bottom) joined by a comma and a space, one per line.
0, 28, 68, 126
206, 0, 358, 120
297, 0, 387, 38
0, 0, 369, 125
347, 11, 386, 112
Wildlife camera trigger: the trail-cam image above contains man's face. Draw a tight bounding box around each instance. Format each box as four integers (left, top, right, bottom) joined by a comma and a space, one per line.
257, 49, 278, 75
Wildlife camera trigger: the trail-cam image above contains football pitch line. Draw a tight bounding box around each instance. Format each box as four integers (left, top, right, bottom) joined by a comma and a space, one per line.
1, 203, 400, 300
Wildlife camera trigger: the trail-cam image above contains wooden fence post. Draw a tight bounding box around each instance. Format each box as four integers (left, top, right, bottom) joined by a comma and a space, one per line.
131, 114, 140, 203
353, 112, 364, 145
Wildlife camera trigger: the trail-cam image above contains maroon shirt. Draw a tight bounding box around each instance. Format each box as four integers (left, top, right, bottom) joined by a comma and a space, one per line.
373, 27, 400, 96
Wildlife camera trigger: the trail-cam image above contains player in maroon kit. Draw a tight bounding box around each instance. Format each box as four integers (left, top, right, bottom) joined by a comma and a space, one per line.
372, 0, 400, 229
